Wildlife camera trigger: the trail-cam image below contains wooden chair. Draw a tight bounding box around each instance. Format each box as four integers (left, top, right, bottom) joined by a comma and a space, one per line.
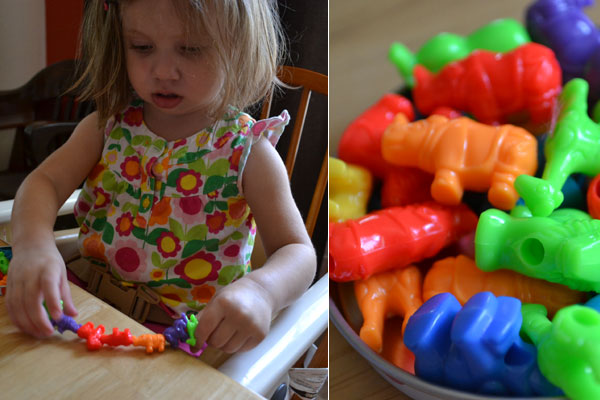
261, 65, 328, 237
0, 65, 328, 398
252, 66, 328, 276
0, 60, 94, 200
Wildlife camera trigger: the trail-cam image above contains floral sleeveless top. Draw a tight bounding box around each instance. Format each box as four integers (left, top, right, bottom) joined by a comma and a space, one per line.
74, 98, 290, 315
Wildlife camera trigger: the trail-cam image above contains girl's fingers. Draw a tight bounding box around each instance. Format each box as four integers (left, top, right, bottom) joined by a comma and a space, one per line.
27, 280, 55, 337
221, 331, 251, 354
40, 272, 63, 321
206, 318, 236, 349
194, 305, 224, 349
59, 275, 78, 317
239, 336, 261, 352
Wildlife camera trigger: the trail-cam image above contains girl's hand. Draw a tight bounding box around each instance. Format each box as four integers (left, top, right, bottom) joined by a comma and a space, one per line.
5, 243, 77, 338
192, 276, 274, 353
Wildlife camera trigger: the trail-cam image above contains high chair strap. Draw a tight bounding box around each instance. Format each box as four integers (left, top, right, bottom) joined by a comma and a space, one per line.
66, 257, 174, 325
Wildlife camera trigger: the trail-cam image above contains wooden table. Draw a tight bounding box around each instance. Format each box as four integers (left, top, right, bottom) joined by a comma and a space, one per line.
0, 282, 263, 400
329, 1, 600, 399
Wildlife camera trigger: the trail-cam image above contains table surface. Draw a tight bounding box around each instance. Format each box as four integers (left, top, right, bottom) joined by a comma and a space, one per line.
0, 282, 262, 400
329, 1, 600, 399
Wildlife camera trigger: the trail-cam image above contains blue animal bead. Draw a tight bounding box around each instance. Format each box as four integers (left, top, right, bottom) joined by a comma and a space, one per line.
404, 292, 561, 396
403, 292, 461, 384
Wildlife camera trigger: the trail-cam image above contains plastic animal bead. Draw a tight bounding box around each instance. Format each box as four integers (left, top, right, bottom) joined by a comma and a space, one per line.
329, 157, 373, 222
526, 0, 598, 81
77, 322, 106, 351
412, 42, 561, 131
354, 265, 423, 353
380, 317, 415, 375
101, 327, 134, 347
389, 18, 530, 88
380, 167, 433, 208
163, 313, 190, 348
337, 93, 414, 179
381, 113, 538, 210
185, 314, 199, 347
516, 78, 600, 216
51, 315, 82, 334
404, 292, 561, 396
587, 174, 600, 219
423, 255, 588, 316
475, 207, 600, 292
132, 334, 165, 354
329, 201, 477, 282
521, 303, 600, 400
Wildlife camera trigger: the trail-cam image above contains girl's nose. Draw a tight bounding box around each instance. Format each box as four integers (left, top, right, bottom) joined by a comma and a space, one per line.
152, 53, 180, 81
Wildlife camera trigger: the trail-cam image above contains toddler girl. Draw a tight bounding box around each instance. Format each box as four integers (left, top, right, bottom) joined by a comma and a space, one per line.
6, 0, 317, 354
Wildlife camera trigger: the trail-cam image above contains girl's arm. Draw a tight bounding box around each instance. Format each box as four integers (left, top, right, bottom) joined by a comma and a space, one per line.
194, 137, 317, 353
6, 112, 104, 337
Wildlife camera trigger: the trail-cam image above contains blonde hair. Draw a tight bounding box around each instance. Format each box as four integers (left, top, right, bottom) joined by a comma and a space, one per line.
72, 0, 286, 128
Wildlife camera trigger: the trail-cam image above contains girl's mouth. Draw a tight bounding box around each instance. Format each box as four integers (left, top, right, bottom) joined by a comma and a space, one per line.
152, 93, 183, 109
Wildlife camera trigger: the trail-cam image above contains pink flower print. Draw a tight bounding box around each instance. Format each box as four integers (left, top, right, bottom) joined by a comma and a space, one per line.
206, 211, 226, 234
145, 156, 158, 177
174, 251, 221, 285
156, 231, 181, 258
251, 120, 267, 137
207, 189, 219, 199
229, 146, 243, 172
214, 131, 233, 149
107, 239, 148, 281
223, 244, 240, 257
115, 212, 134, 237
196, 131, 211, 147
120, 156, 142, 182
172, 196, 204, 225
93, 187, 111, 209
176, 171, 202, 195
75, 198, 91, 218
173, 138, 187, 148
123, 106, 143, 126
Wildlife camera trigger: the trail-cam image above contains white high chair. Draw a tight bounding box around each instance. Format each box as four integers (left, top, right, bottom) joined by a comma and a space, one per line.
0, 65, 329, 399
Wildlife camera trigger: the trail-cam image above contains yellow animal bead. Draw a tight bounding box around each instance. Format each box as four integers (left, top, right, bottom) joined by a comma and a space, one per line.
329, 157, 373, 222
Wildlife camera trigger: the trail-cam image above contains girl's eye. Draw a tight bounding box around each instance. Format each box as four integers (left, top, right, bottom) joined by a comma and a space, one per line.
130, 44, 153, 53
181, 46, 202, 55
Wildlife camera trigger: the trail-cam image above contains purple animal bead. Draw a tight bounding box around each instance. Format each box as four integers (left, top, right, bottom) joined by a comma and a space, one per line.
51, 315, 82, 334
526, 0, 600, 81
163, 313, 190, 348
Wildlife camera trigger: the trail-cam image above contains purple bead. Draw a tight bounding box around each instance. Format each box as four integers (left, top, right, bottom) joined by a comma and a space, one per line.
164, 313, 190, 347
51, 315, 82, 334
526, 0, 600, 81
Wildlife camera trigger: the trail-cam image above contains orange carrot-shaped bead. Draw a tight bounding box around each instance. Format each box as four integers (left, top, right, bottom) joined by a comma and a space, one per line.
423, 255, 588, 316
354, 265, 423, 353
382, 113, 537, 210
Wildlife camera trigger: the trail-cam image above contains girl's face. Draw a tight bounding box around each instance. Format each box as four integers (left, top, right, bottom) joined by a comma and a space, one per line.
121, 0, 224, 132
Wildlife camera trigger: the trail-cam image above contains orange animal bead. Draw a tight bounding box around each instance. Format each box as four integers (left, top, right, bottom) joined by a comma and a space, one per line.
382, 113, 537, 210
132, 334, 166, 354
354, 265, 423, 353
423, 255, 588, 316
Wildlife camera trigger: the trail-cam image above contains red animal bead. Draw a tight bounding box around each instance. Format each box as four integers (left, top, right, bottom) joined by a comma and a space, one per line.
413, 43, 561, 133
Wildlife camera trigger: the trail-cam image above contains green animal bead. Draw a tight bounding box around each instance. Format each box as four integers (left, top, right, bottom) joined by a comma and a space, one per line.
389, 18, 530, 87
516, 78, 600, 216
521, 303, 600, 400
475, 207, 600, 292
